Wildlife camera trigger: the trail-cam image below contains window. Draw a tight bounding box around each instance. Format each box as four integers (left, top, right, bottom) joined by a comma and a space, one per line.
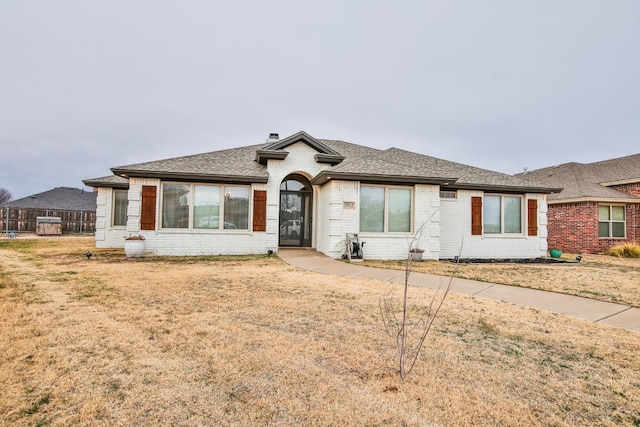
112, 190, 128, 227
360, 185, 411, 233
161, 183, 249, 230
223, 186, 249, 229
483, 194, 522, 234
194, 185, 220, 229
599, 205, 625, 238
162, 184, 190, 228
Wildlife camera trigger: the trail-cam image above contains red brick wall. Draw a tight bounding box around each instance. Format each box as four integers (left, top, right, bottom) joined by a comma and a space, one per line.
548, 201, 640, 254
627, 202, 640, 245
612, 182, 640, 197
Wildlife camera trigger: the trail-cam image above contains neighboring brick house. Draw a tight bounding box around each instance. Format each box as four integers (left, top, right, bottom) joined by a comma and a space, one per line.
519, 154, 640, 254
83, 131, 559, 260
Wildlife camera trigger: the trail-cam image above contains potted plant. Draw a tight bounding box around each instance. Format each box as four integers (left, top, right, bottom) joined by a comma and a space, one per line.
409, 248, 424, 262
124, 234, 145, 258
549, 248, 562, 258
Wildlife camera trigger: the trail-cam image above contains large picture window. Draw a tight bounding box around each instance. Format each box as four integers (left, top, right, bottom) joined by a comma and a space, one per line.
599, 205, 625, 238
483, 194, 522, 234
161, 183, 249, 230
360, 185, 411, 233
112, 190, 128, 227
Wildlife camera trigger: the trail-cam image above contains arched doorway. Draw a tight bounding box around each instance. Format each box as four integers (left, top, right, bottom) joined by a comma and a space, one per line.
279, 174, 312, 247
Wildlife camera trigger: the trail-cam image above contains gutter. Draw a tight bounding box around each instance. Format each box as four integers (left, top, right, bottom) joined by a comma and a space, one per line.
111, 169, 269, 184
311, 171, 458, 186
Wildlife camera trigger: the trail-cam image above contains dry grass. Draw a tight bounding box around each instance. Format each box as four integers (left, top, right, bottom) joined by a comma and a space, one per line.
606, 242, 640, 259
1, 236, 640, 426
364, 253, 640, 307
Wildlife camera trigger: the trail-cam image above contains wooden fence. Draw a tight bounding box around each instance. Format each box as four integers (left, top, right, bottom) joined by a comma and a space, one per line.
1, 207, 96, 235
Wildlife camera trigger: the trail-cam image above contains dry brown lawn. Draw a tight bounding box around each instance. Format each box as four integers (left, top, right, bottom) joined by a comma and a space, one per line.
364, 253, 640, 307
1, 236, 640, 426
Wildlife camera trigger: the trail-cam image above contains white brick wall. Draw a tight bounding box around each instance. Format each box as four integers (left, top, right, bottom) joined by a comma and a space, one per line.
94, 187, 128, 248
92, 142, 550, 260
315, 180, 360, 258
354, 183, 441, 260
121, 178, 273, 256
313, 181, 441, 260
439, 190, 549, 259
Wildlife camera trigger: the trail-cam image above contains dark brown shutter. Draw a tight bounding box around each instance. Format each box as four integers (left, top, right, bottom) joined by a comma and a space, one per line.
140, 185, 157, 231
471, 196, 482, 235
253, 190, 267, 232
527, 199, 538, 236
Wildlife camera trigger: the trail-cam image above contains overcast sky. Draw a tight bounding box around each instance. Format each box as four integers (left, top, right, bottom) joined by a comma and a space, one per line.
1, 1, 638, 200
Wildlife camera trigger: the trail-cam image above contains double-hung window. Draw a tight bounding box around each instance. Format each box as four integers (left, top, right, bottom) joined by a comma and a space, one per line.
360, 185, 411, 233
161, 183, 249, 230
599, 205, 625, 238
483, 194, 522, 234
112, 190, 128, 227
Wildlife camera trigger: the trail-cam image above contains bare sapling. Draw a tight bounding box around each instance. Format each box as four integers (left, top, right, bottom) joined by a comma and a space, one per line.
380, 228, 463, 382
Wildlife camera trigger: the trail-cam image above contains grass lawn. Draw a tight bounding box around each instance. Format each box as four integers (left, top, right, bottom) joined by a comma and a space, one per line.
1, 236, 639, 426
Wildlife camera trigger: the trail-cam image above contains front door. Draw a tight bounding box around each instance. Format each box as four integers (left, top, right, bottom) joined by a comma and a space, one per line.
279, 176, 312, 247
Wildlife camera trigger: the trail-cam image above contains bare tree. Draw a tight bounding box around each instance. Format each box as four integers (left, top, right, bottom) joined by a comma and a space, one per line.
380, 226, 462, 382
0, 187, 12, 205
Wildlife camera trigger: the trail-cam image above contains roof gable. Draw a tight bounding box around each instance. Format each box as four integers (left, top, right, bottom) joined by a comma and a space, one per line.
255, 131, 344, 165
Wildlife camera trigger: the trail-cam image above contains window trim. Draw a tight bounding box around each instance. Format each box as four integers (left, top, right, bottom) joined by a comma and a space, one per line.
482, 194, 524, 236
359, 184, 413, 234
160, 182, 251, 231
598, 204, 626, 239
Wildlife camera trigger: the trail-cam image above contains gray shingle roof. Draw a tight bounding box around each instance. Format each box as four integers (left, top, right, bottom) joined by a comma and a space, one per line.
378, 148, 558, 191
89, 132, 561, 193
520, 153, 640, 202
111, 144, 270, 183
83, 175, 129, 189
2, 187, 97, 210
588, 153, 640, 184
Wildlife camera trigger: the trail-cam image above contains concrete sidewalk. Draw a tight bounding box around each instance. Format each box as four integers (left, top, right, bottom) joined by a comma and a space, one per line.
277, 248, 640, 333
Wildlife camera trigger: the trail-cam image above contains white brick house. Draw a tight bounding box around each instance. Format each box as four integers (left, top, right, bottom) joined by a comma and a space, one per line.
84, 131, 559, 260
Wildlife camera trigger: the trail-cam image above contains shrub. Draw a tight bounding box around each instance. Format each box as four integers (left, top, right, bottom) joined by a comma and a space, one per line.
605, 242, 640, 258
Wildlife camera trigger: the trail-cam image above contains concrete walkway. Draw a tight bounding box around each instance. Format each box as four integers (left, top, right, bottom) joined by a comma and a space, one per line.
277, 248, 640, 333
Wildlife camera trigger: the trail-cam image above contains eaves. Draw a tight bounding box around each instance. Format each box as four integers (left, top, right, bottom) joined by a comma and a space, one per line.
548, 196, 640, 205
112, 169, 269, 184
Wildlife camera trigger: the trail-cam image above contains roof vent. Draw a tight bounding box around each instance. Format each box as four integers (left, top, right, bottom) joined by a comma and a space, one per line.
267, 133, 279, 143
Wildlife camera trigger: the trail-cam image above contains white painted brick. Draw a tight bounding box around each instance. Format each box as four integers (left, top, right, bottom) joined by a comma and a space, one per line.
439, 191, 549, 259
